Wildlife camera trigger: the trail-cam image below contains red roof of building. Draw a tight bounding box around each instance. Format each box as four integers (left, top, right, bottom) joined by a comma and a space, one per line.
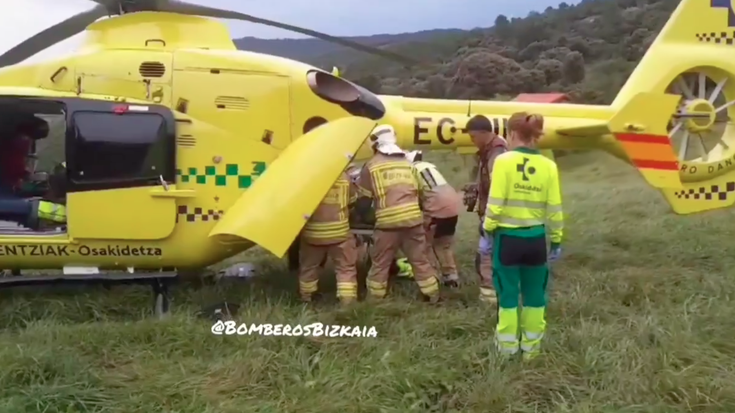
513, 93, 569, 103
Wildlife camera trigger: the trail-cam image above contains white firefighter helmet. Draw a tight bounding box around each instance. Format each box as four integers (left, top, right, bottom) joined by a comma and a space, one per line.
370, 125, 403, 155
404, 150, 422, 163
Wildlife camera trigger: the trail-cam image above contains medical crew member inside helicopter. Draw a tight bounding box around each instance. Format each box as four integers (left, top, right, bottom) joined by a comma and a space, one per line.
482, 112, 563, 360
0, 116, 66, 229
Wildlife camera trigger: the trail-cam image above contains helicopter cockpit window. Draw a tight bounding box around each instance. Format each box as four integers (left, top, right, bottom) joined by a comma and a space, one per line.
70, 112, 169, 183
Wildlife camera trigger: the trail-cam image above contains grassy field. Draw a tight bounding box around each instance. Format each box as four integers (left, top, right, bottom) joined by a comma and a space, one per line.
0, 151, 734, 412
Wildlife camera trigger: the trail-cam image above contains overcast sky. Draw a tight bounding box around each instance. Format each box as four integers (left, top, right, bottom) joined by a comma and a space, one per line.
3, 0, 578, 65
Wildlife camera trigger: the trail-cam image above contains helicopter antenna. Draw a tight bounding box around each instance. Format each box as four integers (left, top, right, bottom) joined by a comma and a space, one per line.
0, 0, 418, 69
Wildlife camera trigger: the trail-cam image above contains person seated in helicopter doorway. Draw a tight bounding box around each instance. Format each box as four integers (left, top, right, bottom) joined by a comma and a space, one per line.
0, 118, 66, 229
296, 117, 360, 305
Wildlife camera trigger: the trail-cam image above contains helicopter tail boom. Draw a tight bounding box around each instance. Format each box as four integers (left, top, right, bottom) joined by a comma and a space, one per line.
607, 0, 735, 214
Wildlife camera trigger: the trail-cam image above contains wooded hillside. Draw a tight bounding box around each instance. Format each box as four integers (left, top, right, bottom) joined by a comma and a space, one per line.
236, 0, 678, 104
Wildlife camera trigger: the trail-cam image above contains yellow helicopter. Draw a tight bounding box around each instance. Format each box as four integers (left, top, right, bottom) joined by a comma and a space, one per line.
0, 0, 726, 314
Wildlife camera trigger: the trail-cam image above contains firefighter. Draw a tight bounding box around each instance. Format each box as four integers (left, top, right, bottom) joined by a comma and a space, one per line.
464, 114, 508, 304
296, 118, 359, 304
405, 150, 461, 287
356, 125, 440, 302
298, 167, 359, 304
482, 112, 563, 360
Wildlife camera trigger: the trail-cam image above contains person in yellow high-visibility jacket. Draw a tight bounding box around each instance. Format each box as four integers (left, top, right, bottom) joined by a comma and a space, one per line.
482, 112, 563, 360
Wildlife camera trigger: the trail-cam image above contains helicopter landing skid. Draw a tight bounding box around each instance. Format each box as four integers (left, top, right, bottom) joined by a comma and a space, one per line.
0, 272, 177, 319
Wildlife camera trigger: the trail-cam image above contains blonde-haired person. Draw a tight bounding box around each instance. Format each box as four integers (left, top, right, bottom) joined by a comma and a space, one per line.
482, 112, 564, 360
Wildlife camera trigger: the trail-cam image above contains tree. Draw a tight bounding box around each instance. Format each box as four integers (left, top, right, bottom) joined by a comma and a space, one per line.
563, 51, 585, 84
494, 14, 511, 38
307, 0, 681, 104
519, 41, 552, 61
453, 51, 525, 98
535, 59, 564, 85
495, 14, 509, 27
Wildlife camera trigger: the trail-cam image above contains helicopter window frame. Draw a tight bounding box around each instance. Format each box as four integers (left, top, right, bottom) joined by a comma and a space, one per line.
64, 102, 176, 192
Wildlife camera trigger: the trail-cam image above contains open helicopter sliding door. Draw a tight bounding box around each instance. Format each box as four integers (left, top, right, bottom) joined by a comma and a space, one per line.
64, 99, 178, 241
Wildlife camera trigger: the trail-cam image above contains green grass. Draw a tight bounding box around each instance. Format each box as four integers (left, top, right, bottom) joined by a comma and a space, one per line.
1, 151, 735, 412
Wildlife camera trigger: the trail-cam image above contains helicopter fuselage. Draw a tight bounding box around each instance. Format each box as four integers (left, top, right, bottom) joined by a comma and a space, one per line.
0, 11, 650, 272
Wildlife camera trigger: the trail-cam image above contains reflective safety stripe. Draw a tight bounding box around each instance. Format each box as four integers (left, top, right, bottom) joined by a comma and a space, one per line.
357, 186, 372, 197
367, 279, 387, 297
495, 334, 520, 355
336, 282, 358, 298
299, 280, 318, 294
369, 161, 416, 210
487, 197, 564, 214
374, 203, 422, 227
484, 150, 564, 240
413, 162, 448, 191
521, 343, 540, 352
416, 276, 438, 289
547, 221, 563, 230
523, 331, 544, 340
497, 333, 518, 343
486, 215, 544, 227
38, 201, 67, 222
417, 279, 439, 296
367, 279, 387, 288
303, 220, 350, 241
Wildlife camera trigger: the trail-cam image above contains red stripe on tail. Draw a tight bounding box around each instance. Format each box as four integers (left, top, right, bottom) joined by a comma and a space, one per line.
615, 133, 670, 145
632, 159, 679, 170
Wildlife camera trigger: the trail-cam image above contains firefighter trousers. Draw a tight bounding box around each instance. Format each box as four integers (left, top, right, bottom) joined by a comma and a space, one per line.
298, 236, 358, 303
477, 214, 496, 303
492, 226, 549, 360
424, 215, 458, 283
367, 225, 439, 299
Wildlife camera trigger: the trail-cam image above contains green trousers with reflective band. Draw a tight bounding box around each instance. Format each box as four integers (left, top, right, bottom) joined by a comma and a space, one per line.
492, 226, 548, 358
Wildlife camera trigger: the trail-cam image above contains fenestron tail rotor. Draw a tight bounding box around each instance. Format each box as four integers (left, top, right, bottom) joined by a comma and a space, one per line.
667, 70, 735, 165
0, 0, 417, 69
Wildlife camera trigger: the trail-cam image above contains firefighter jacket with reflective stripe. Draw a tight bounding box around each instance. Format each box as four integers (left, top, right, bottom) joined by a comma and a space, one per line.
483, 147, 563, 244
473, 137, 508, 217
303, 172, 357, 245
412, 161, 460, 219
357, 153, 423, 229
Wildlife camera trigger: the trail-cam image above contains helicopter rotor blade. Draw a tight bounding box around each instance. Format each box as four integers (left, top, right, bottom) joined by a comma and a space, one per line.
160, 0, 416, 66
0, 4, 109, 69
